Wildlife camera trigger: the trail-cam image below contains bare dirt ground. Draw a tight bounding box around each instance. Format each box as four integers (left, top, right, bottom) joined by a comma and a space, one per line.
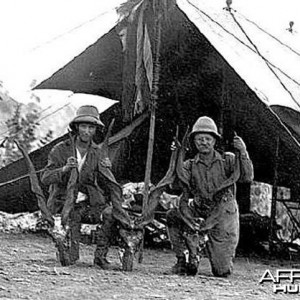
0, 232, 298, 300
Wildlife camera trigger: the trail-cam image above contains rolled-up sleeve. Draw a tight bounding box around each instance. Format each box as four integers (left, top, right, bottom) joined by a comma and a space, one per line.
239, 152, 254, 183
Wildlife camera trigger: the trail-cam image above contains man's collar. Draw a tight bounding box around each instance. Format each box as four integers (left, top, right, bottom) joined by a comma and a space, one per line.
194, 150, 223, 165
90, 141, 99, 149
66, 137, 98, 149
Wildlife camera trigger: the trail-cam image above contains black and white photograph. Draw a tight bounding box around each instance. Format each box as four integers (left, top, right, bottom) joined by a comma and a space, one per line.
0, 0, 299, 299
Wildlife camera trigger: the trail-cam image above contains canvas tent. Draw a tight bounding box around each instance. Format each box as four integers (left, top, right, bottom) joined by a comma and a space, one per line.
1, 0, 300, 216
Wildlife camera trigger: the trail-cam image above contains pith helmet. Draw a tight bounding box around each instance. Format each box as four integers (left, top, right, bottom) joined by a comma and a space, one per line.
69, 105, 104, 131
190, 116, 221, 139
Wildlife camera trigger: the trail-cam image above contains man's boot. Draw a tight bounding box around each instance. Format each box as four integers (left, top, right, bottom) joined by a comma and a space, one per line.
171, 256, 187, 275
184, 230, 203, 276
186, 255, 199, 276
69, 240, 80, 265
68, 221, 81, 265
94, 218, 114, 270
94, 246, 113, 270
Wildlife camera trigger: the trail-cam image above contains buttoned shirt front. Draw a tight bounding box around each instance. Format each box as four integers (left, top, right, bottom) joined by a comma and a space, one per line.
41, 138, 108, 214
183, 150, 253, 207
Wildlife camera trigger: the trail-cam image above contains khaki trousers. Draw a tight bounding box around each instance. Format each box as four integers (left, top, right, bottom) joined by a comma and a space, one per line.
166, 199, 239, 277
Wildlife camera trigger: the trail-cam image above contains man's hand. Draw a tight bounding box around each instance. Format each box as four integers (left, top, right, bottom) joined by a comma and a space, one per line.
191, 217, 205, 232
100, 157, 112, 168
62, 156, 78, 172
233, 135, 247, 154
192, 222, 201, 232
170, 140, 181, 151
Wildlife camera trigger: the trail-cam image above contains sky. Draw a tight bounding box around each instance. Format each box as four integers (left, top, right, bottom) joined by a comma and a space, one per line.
0, 0, 299, 106
0, 0, 123, 141
0, 0, 123, 104
0, 0, 123, 60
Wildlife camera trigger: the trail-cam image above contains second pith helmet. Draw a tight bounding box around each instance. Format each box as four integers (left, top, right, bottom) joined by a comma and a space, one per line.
190, 116, 221, 139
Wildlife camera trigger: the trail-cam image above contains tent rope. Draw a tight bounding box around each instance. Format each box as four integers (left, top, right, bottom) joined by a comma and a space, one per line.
0, 169, 45, 188
228, 10, 300, 111
236, 10, 300, 59
185, 0, 300, 153
185, 0, 300, 92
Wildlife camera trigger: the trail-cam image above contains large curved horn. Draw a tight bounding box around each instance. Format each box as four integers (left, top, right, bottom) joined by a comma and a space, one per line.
100, 118, 115, 159
15, 141, 54, 226
215, 153, 240, 194
176, 126, 190, 187
98, 118, 133, 228
61, 134, 78, 226
135, 126, 180, 228
175, 126, 199, 231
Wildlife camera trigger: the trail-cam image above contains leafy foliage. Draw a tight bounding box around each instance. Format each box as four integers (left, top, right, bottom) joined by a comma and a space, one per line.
0, 104, 53, 167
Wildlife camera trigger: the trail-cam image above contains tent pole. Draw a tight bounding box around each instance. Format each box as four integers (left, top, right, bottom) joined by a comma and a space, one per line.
220, 62, 228, 152
269, 136, 280, 253
139, 2, 163, 264
143, 6, 162, 214
219, 64, 225, 143
143, 105, 156, 213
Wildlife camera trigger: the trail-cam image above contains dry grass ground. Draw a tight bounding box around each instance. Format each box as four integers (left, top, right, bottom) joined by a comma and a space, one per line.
0, 232, 298, 300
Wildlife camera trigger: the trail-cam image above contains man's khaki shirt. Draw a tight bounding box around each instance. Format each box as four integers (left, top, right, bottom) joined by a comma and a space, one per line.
183, 150, 254, 203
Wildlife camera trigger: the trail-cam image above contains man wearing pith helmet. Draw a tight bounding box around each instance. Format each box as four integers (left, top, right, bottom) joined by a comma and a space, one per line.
41, 105, 131, 268
166, 116, 254, 277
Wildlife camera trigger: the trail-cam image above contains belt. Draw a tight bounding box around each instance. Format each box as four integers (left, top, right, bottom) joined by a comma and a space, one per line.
192, 188, 234, 216
191, 197, 213, 218
213, 188, 234, 203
